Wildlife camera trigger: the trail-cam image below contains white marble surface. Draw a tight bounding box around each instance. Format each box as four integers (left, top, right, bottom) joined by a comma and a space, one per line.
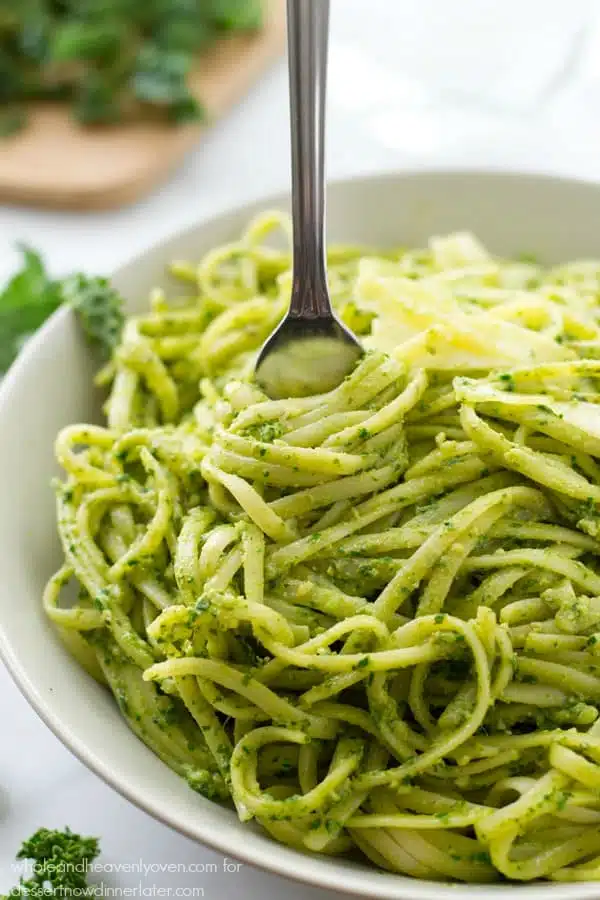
3, 1, 600, 895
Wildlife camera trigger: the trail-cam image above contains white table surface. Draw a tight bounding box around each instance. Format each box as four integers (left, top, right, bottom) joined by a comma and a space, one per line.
3, 1, 600, 895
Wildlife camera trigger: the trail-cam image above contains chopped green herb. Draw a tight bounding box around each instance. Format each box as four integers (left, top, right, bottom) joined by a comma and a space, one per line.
2, 827, 100, 898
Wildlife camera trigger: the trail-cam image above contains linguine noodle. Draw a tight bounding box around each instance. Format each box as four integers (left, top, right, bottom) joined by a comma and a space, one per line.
45, 213, 600, 882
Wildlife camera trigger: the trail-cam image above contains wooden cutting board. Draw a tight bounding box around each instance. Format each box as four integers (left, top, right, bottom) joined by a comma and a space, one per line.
0, 0, 286, 212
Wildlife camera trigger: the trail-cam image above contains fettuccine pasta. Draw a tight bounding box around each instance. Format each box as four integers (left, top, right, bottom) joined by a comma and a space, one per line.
46, 213, 600, 882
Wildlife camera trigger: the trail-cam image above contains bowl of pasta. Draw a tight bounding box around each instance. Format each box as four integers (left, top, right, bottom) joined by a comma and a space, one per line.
4, 169, 600, 899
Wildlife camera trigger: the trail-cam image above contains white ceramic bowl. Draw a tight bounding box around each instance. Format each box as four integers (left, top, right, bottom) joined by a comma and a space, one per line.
3, 170, 600, 900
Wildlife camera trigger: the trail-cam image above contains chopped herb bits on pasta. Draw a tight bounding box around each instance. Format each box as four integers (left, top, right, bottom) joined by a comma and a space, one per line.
45, 214, 600, 883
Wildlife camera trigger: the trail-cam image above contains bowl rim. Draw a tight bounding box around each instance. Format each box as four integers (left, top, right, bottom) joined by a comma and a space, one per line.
4, 166, 600, 900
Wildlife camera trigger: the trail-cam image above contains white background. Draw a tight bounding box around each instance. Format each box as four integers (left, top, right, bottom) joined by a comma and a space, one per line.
3, 1, 600, 896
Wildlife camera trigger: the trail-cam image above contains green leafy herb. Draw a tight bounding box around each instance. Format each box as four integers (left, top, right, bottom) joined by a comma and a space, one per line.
60, 273, 125, 360
0, 246, 125, 373
0, 247, 63, 373
2, 827, 100, 898
0, 0, 264, 135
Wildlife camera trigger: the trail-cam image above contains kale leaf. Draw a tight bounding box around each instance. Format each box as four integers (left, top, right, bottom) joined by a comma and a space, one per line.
0, 0, 264, 133
0, 245, 125, 373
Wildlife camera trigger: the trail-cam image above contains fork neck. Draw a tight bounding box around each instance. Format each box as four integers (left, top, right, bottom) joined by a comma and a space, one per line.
287, 0, 331, 318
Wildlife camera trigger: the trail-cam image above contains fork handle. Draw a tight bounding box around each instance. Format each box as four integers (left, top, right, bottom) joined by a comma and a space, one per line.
287, 0, 332, 318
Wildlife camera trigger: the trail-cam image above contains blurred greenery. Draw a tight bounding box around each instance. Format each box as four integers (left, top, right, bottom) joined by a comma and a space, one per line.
0, 0, 264, 133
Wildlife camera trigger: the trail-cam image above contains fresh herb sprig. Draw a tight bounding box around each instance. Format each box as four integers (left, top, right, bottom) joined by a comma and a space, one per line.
2, 827, 101, 899
0, 0, 264, 136
0, 246, 125, 373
